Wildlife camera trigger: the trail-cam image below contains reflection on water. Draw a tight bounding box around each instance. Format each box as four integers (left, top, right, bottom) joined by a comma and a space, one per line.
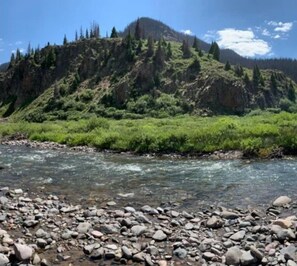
0, 144, 296, 208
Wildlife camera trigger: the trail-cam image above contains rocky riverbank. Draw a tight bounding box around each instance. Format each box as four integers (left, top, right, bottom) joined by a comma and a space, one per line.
1, 138, 246, 160
0, 187, 296, 265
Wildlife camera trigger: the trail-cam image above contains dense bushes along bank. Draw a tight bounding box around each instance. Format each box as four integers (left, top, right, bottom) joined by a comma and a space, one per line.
1, 112, 297, 157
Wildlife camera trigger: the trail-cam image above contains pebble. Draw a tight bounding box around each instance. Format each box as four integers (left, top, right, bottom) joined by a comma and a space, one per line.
0, 254, 9, 265
273, 196, 292, 207
14, 243, 33, 261
131, 225, 147, 236
225, 246, 242, 265
206, 216, 224, 228
173, 247, 187, 259
0, 187, 295, 266
230, 230, 246, 241
153, 230, 167, 241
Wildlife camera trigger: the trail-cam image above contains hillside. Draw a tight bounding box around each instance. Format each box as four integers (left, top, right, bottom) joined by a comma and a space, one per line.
122, 18, 297, 83
0, 31, 296, 122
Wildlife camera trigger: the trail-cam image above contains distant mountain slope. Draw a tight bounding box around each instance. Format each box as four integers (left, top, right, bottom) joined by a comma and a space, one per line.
0, 63, 9, 72
121, 18, 297, 82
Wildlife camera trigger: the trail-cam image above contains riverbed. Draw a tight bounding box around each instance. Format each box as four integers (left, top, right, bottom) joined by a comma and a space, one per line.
0, 144, 296, 209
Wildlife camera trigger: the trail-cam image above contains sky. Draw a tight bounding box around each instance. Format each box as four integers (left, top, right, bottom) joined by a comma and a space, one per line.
0, 0, 297, 64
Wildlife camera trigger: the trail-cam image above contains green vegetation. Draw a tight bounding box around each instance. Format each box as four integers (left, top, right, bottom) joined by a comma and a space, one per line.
2, 112, 297, 157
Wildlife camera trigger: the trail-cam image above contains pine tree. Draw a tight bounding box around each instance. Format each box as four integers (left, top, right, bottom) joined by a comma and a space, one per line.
26, 42, 31, 57
75, 30, 78, 41
243, 73, 250, 84
124, 30, 133, 48
288, 82, 296, 102
192, 36, 199, 52
63, 34, 68, 45
224, 61, 231, 71
146, 36, 154, 57
136, 40, 142, 54
10, 52, 15, 66
253, 65, 262, 87
209, 42, 220, 61
181, 40, 191, 58
110, 27, 118, 38
80, 26, 84, 40
16, 48, 21, 62
166, 42, 172, 59
213, 42, 220, 61
234, 65, 244, 77
85, 29, 89, 39
134, 18, 141, 40
154, 40, 165, 68
189, 57, 201, 72
270, 73, 277, 89
90, 22, 100, 38
46, 48, 56, 68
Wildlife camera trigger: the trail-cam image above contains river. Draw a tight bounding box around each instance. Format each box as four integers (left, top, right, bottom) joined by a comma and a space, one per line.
0, 144, 296, 209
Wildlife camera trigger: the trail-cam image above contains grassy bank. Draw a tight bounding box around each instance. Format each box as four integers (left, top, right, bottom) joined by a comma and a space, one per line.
1, 112, 297, 156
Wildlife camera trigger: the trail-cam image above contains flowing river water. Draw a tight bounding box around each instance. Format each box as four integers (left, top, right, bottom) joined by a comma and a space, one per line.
0, 144, 296, 209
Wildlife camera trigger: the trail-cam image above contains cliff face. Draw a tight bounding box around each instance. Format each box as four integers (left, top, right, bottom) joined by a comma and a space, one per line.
0, 37, 295, 120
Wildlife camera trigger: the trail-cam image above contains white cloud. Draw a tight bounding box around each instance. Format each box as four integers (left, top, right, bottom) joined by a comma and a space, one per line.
216, 28, 271, 57
262, 28, 271, 36
12, 48, 24, 53
203, 30, 216, 42
181, 29, 194, 36
275, 22, 293, 32
267, 21, 293, 32
273, 34, 281, 39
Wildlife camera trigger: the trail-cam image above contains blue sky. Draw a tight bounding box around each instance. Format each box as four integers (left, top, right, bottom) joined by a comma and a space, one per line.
0, 0, 296, 64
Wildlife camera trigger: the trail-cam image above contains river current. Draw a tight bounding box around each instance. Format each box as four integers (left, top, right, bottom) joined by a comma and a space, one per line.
0, 145, 296, 209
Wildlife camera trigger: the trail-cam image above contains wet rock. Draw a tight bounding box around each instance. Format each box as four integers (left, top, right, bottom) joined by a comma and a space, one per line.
273, 196, 292, 207
124, 206, 136, 213
131, 225, 146, 236
221, 210, 240, 219
206, 216, 224, 229
225, 246, 242, 265
14, 243, 33, 261
153, 230, 167, 241
273, 218, 294, 229
107, 201, 116, 206
14, 188, 23, 194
